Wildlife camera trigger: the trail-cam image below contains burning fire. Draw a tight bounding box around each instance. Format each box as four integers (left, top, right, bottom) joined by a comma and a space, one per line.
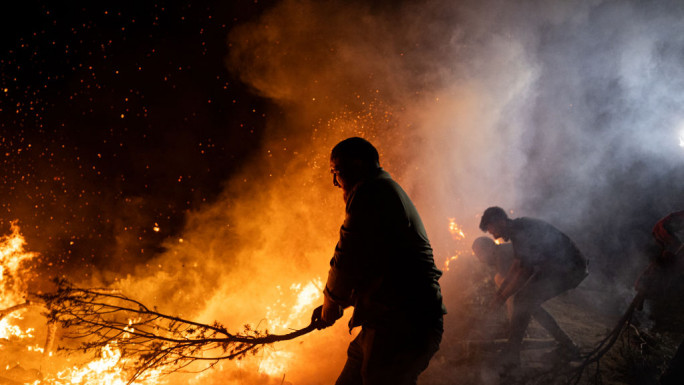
444, 218, 468, 272
0, 222, 325, 384
0, 221, 37, 342
0, 221, 37, 306
0, 314, 34, 340
36, 342, 164, 385
260, 279, 322, 376
443, 251, 464, 272
0, 223, 167, 385
448, 218, 466, 240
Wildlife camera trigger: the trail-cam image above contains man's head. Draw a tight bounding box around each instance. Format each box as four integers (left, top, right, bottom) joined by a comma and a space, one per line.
330, 137, 380, 197
479, 206, 511, 241
472, 236, 498, 266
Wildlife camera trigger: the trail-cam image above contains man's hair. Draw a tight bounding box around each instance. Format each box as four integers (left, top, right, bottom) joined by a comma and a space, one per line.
331, 137, 380, 169
472, 236, 497, 266
479, 206, 508, 231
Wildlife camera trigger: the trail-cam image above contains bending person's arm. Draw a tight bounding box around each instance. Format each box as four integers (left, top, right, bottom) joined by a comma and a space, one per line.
493, 258, 533, 305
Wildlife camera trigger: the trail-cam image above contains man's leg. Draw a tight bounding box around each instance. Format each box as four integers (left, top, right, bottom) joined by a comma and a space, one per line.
531, 307, 574, 346
506, 273, 574, 366
362, 319, 443, 385
335, 330, 365, 385
506, 292, 537, 366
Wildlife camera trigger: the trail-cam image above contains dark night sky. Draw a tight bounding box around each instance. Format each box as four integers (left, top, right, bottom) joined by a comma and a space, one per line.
0, 1, 279, 280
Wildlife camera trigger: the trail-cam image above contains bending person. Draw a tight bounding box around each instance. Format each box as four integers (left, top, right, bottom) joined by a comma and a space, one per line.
478, 207, 588, 369
472, 237, 583, 349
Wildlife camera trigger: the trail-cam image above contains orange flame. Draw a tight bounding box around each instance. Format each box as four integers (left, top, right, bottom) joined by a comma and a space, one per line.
37, 342, 164, 385
447, 218, 466, 240
0, 223, 167, 385
0, 221, 37, 341
259, 278, 322, 376
444, 218, 469, 272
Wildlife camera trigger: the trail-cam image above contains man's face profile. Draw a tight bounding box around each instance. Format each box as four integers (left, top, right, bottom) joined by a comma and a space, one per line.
486, 219, 508, 241
330, 158, 352, 190
330, 157, 364, 202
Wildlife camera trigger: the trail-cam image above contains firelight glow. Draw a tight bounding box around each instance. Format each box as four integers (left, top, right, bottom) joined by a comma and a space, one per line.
0, 224, 166, 385
448, 218, 466, 240
37, 342, 164, 385
0, 222, 38, 341
444, 218, 469, 272
260, 278, 323, 376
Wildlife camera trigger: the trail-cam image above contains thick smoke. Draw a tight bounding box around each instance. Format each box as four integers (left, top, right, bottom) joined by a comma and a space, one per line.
227, 0, 684, 276
91, 0, 684, 383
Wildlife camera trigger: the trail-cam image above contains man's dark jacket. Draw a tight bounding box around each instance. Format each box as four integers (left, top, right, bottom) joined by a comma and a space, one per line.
324, 168, 446, 329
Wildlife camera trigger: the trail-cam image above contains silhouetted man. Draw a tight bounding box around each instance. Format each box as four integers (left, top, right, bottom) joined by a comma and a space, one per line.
478, 207, 588, 368
636, 210, 684, 385
311, 137, 445, 385
472, 236, 584, 350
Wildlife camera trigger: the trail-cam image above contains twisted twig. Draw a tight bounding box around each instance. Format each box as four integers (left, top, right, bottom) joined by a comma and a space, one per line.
568, 292, 644, 385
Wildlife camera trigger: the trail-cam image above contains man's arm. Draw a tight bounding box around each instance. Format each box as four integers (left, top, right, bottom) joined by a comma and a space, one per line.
313, 183, 379, 327
492, 258, 533, 306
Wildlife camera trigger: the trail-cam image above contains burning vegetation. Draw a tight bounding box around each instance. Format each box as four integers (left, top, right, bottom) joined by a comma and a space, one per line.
0, 223, 330, 384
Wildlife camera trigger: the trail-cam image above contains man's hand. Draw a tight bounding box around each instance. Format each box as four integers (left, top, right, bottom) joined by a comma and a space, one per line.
311, 305, 328, 329
311, 296, 343, 330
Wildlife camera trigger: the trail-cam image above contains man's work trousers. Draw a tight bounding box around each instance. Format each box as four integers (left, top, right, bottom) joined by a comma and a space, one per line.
334, 317, 443, 385
507, 267, 586, 355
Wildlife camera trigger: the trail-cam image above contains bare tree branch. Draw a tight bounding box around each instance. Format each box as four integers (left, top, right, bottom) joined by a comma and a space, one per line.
568, 292, 645, 384
37, 279, 318, 384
